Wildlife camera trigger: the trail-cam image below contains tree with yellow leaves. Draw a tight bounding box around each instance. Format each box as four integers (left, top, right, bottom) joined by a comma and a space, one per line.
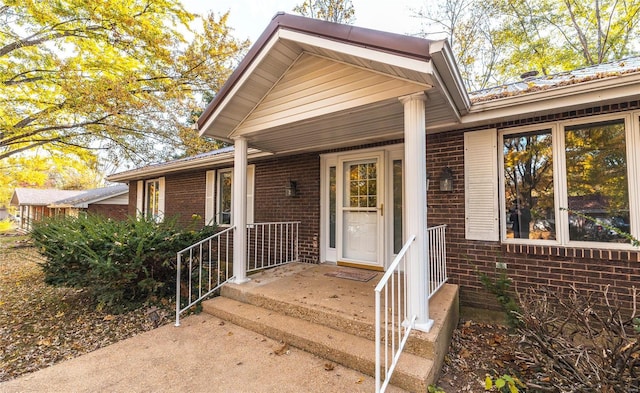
0, 1, 248, 168
293, 0, 355, 24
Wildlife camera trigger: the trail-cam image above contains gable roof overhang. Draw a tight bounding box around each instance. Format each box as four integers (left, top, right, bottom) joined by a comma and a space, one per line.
196, 13, 469, 155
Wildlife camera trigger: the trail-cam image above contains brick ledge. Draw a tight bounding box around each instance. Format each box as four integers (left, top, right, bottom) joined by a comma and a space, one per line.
502, 243, 640, 262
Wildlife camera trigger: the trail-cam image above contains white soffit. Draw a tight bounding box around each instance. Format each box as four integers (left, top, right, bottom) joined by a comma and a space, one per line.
200, 28, 437, 141
231, 53, 429, 137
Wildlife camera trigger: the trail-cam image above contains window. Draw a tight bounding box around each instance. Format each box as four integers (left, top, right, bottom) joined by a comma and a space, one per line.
146, 179, 161, 220
205, 165, 255, 226
503, 129, 555, 240
136, 178, 165, 222
217, 170, 232, 225
497, 113, 636, 247
565, 120, 629, 243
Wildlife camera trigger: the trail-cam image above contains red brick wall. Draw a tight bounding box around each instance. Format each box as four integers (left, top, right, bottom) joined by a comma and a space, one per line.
164, 170, 207, 227
253, 153, 320, 263
87, 204, 128, 220
126, 154, 321, 263
427, 107, 640, 313
127, 182, 138, 217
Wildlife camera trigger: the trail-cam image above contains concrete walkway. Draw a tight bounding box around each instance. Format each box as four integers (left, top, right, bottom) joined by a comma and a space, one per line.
1, 313, 406, 393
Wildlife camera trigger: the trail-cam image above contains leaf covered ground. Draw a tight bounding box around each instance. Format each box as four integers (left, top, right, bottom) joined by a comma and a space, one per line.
436, 319, 526, 392
0, 234, 171, 382
1, 233, 525, 390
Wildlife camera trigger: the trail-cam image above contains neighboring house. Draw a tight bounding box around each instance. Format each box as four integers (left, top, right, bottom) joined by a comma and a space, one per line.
108, 13, 640, 320
10, 188, 84, 231
48, 185, 129, 220
10, 185, 129, 231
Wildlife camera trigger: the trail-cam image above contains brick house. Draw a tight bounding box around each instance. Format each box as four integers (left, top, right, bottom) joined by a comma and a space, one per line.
10, 185, 129, 231
108, 12, 640, 323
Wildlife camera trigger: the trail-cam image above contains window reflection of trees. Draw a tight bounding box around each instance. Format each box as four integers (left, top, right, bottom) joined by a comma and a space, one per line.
502, 119, 631, 244
348, 163, 377, 208
503, 130, 555, 240
566, 120, 630, 243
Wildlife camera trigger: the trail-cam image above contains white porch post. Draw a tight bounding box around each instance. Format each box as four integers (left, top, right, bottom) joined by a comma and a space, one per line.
400, 92, 433, 332
231, 137, 249, 284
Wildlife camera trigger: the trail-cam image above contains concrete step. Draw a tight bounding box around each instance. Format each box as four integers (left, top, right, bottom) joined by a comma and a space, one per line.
203, 296, 436, 392
219, 280, 459, 362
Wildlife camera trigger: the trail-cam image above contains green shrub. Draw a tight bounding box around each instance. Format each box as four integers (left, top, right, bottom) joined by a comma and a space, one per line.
31, 214, 216, 312
479, 269, 521, 329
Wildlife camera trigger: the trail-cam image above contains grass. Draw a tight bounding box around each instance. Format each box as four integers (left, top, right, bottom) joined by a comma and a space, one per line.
0, 234, 172, 382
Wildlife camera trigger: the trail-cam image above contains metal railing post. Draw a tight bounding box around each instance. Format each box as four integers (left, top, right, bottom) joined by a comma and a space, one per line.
175, 253, 181, 327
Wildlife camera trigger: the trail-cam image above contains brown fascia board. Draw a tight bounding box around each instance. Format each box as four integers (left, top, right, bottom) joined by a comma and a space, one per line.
196, 12, 435, 131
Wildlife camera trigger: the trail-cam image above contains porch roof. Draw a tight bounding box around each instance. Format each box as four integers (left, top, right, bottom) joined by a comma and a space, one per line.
195, 12, 469, 155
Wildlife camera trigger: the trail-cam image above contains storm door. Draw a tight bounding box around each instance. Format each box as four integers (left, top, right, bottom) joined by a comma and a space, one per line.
337, 152, 384, 268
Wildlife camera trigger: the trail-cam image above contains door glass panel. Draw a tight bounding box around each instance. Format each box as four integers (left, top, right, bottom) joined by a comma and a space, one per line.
342, 159, 379, 264
393, 159, 403, 254
345, 162, 377, 207
329, 166, 336, 249
343, 211, 377, 261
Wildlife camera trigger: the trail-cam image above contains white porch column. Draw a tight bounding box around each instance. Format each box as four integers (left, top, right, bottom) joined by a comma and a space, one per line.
231, 137, 249, 284
399, 92, 433, 332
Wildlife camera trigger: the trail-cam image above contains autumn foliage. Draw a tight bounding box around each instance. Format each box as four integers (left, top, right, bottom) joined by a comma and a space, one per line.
1, 0, 248, 169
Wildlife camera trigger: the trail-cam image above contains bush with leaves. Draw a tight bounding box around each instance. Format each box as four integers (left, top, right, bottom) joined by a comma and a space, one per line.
31, 214, 216, 312
479, 268, 522, 329
515, 285, 639, 393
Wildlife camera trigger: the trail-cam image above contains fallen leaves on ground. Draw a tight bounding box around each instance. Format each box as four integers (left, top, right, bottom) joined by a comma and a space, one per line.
273, 342, 289, 356
0, 235, 171, 382
436, 320, 527, 392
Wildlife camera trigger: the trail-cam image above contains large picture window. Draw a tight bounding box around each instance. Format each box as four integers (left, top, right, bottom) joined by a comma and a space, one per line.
503, 129, 555, 240
565, 120, 630, 243
499, 113, 636, 247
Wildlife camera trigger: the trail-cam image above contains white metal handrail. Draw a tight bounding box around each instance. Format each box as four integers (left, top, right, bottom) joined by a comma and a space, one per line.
427, 224, 448, 299
246, 221, 300, 272
375, 234, 416, 393
175, 226, 234, 326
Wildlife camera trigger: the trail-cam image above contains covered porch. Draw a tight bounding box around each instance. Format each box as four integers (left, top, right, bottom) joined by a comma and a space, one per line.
194, 13, 467, 332
188, 12, 468, 391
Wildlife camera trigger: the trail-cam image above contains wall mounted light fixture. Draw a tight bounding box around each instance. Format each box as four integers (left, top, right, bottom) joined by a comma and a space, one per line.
285, 180, 298, 197
439, 167, 453, 191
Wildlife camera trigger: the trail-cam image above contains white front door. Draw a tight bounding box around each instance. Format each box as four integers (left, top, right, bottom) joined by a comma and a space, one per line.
337, 152, 384, 268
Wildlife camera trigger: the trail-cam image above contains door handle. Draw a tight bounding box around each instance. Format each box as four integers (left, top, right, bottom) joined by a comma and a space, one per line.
379, 203, 383, 216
